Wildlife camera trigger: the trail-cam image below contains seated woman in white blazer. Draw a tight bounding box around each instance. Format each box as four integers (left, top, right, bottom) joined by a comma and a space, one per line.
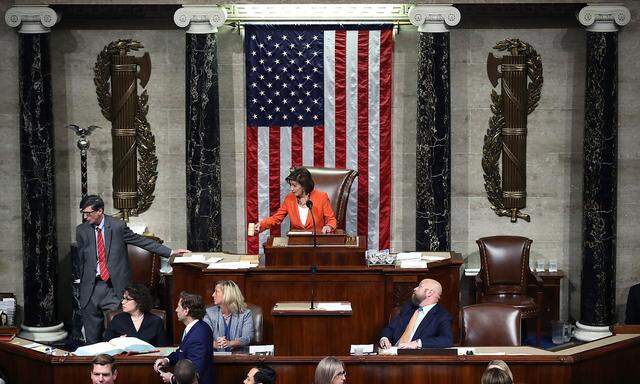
203, 280, 254, 350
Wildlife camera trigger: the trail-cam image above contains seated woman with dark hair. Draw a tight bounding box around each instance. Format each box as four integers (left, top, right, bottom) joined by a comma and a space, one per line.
254, 167, 337, 234
104, 283, 167, 346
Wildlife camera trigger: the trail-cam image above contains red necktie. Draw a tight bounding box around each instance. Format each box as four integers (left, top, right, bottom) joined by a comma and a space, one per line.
96, 227, 109, 281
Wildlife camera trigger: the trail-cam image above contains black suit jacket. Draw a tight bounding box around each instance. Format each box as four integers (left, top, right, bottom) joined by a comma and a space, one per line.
104, 311, 168, 347
380, 302, 453, 348
626, 283, 640, 324
168, 320, 214, 384
76, 215, 171, 309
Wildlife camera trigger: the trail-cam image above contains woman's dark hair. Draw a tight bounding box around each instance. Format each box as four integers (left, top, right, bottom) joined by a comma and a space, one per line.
123, 283, 153, 313
179, 291, 206, 320
286, 167, 315, 194
481, 368, 513, 384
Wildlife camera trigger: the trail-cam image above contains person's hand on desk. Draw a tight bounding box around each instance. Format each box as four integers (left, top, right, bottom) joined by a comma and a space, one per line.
321, 225, 333, 234
171, 249, 191, 257
159, 371, 174, 383
253, 223, 261, 233
153, 357, 169, 373
398, 340, 419, 349
379, 337, 392, 350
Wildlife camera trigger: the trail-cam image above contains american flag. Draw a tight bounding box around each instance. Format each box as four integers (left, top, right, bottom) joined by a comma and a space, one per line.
245, 25, 393, 254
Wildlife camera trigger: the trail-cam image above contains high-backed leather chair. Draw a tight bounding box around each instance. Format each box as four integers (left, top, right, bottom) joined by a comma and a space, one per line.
247, 303, 263, 344
475, 236, 543, 345
127, 235, 162, 301
460, 303, 522, 346
306, 167, 358, 230
105, 308, 167, 331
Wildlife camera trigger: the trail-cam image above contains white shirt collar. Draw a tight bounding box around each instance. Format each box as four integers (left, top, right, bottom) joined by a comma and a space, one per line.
183, 318, 198, 337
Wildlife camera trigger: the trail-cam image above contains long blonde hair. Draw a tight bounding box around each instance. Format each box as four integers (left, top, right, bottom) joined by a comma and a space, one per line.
314, 356, 344, 384
216, 280, 247, 314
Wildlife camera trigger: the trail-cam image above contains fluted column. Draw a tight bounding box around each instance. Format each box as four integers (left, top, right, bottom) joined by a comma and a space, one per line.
5, 5, 66, 341
410, 5, 460, 251
174, 6, 226, 252
575, 4, 630, 341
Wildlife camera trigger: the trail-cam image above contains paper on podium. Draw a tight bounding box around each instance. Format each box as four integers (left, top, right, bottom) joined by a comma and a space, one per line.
173, 254, 222, 264
396, 252, 422, 260
74, 337, 156, 356
207, 261, 257, 269
350, 344, 374, 354
317, 302, 352, 311
378, 346, 398, 355
400, 260, 428, 269
287, 231, 313, 236
422, 252, 451, 262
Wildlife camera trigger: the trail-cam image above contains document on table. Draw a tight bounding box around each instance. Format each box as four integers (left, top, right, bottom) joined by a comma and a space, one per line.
207, 261, 258, 269
317, 302, 352, 311
173, 253, 222, 264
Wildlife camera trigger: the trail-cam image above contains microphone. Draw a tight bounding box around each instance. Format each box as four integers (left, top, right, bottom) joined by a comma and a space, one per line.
306, 200, 317, 248
310, 265, 317, 310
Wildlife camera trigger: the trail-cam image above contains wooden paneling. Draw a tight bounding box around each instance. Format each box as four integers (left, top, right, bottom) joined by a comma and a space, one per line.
171, 255, 463, 353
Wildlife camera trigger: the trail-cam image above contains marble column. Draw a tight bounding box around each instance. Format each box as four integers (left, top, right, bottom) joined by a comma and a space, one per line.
174, 6, 227, 252
410, 5, 460, 252
575, 5, 630, 341
5, 5, 66, 342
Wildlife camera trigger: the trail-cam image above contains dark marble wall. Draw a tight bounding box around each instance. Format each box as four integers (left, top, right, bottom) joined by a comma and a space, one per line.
581, 32, 618, 326
19, 33, 59, 327
185, 33, 222, 252
415, 32, 451, 252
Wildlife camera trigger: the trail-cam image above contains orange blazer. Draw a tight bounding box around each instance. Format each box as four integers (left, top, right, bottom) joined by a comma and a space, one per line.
259, 189, 337, 233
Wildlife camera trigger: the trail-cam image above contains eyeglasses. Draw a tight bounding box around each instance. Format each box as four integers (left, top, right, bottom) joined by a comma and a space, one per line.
336, 371, 346, 377
121, 296, 134, 302
80, 209, 97, 216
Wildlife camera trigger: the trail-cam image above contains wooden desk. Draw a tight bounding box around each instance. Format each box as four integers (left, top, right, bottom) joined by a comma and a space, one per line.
272, 301, 353, 356
2, 335, 639, 383
264, 235, 367, 266
171, 254, 463, 352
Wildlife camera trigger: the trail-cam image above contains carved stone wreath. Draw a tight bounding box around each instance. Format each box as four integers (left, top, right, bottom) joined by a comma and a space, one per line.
482, 38, 543, 222
94, 39, 158, 217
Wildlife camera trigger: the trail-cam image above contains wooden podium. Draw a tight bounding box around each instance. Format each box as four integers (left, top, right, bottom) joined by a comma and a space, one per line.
264, 230, 367, 267
272, 301, 354, 355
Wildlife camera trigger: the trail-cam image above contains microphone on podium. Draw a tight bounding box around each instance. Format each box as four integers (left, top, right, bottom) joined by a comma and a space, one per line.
306, 200, 317, 248
310, 265, 317, 310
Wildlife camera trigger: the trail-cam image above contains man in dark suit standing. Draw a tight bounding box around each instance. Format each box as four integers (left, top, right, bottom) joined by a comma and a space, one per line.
626, 283, 640, 324
379, 278, 453, 349
77, 195, 189, 344
154, 292, 214, 384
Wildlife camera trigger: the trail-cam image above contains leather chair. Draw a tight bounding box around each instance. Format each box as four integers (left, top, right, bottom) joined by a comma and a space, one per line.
104, 308, 167, 331
247, 303, 263, 344
475, 236, 543, 345
306, 167, 358, 230
127, 234, 163, 291
460, 303, 522, 346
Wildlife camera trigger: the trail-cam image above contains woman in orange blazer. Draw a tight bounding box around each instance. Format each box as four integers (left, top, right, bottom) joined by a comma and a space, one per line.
255, 167, 337, 234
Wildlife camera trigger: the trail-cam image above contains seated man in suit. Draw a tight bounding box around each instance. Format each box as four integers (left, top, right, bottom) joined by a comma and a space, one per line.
243, 365, 276, 384
379, 278, 453, 349
154, 292, 214, 384
626, 283, 640, 324
90, 354, 117, 384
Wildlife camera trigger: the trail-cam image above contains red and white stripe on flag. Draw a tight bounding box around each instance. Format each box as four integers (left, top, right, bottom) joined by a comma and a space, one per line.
246, 28, 393, 254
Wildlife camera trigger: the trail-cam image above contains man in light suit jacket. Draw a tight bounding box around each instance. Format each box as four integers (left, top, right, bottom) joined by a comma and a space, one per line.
379, 278, 453, 349
77, 195, 188, 344
155, 292, 214, 384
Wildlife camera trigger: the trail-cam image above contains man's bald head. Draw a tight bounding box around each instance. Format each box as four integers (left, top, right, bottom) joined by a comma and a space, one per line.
412, 279, 443, 306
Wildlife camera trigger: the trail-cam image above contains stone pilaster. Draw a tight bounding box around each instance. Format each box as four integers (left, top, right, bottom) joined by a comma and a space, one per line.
410, 5, 460, 251
174, 6, 226, 252
5, 5, 66, 342
575, 4, 630, 341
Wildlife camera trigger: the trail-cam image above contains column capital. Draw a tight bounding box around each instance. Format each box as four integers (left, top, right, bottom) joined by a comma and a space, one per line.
174, 5, 227, 34
5, 5, 60, 34
408, 4, 460, 33
578, 5, 630, 32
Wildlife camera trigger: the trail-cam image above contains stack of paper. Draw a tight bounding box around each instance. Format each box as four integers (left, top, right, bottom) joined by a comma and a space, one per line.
207, 261, 257, 269
0, 297, 16, 326
317, 302, 352, 311
422, 252, 451, 262
396, 252, 422, 260
173, 254, 222, 264
75, 337, 157, 356
400, 260, 428, 269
